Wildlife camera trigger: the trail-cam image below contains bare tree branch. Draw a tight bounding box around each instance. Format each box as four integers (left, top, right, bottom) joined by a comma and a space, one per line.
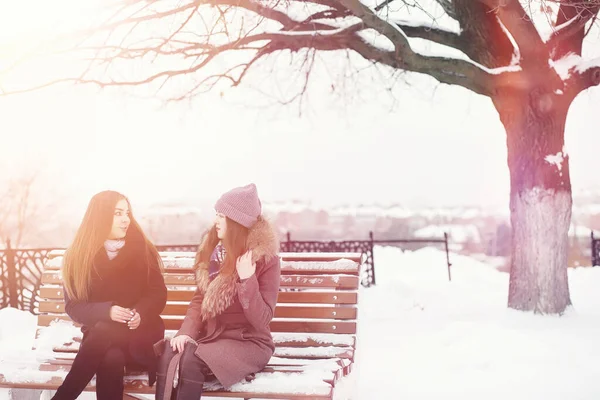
550, 1, 600, 59
475, 0, 548, 65
294, 0, 347, 12
347, 39, 495, 95
375, 0, 397, 12
0, 174, 39, 247
394, 19, 467, 53
565, 62, 600, 98
303, 9, 352, 23
0, 185, 15, 241
14, 175, 36, 248
334, 0, 501, 95
450, 0, 515, 68
4, 0, 599, 105
433, 0, 457, 19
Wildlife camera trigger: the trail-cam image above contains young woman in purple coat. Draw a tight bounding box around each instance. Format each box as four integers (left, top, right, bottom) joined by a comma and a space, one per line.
155, 183, 281, 400
52, 190, 167, 400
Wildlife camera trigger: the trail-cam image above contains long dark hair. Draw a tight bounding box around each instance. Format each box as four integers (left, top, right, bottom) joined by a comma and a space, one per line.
194, 217, 249, 277
63, 190, 163, 301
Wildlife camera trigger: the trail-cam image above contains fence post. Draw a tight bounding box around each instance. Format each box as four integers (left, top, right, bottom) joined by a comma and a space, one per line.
286, 232, 291, 252
592, 230, 597, 267
369, 231, 376, 285
444, 232, 452, 282
6, 238, 18, 308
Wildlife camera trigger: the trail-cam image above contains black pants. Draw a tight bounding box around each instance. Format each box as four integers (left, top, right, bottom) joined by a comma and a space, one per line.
155, 340, 211, 400
51, 321, 137, 400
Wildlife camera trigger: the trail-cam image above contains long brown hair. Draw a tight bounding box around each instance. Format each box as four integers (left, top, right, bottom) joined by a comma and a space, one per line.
194, 217, 249, 277
63, 190, 163, 301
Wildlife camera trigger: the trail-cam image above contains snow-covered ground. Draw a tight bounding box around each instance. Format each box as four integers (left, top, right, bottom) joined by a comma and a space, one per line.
2, 246, 600, 399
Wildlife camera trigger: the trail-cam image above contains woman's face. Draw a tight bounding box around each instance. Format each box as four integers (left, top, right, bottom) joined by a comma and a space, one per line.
214, 212, 227, 240
108, 198, 130, 240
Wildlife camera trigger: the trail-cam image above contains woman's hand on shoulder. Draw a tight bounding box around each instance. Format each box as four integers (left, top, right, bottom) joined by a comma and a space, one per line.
110, 305, 134, 323
171, 335, 193, 353
236, 250, 256, 280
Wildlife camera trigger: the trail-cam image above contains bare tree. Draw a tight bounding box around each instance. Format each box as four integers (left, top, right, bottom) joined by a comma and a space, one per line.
0, 174, 39, 248
3, 0, 600, 314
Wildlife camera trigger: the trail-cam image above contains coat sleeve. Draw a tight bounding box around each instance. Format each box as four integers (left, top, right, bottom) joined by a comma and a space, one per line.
236, 255, 281, 331
133, 258, 168, 320
64, 289, 113, 326
176, 288, 204, 339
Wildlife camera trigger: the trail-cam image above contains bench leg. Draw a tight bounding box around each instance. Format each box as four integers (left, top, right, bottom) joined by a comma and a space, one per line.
6, 389, 44, 400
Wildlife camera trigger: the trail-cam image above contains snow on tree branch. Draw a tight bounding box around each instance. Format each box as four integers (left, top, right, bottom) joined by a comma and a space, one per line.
566, 58, 600, 95
550, 52, 600, 99
474, 0, 548, 66
392, 19, 467, 53
549, 1, 600, 59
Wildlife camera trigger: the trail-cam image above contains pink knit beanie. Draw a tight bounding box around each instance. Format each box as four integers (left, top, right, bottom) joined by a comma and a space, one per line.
215, 183, 262, 228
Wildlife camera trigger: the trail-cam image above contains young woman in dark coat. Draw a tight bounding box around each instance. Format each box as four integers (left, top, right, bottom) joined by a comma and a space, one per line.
51, 190, 167, 400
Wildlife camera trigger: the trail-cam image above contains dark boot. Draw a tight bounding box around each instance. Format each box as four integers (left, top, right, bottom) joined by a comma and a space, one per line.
155, 340, 178, 400
174, 342, 209, 400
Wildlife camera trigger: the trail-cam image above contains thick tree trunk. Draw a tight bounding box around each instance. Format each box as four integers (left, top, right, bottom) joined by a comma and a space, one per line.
494, 89, 572, 314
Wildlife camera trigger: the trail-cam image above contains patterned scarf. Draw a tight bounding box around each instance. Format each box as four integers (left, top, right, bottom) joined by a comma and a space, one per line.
104, 239, 126, 261
208, 243, 226, 281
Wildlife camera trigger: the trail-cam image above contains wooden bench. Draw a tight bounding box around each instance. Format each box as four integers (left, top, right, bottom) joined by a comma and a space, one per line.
0, 251, 361, 399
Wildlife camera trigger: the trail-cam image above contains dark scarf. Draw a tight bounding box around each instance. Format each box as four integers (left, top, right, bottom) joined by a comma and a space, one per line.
208, 243, 225, 281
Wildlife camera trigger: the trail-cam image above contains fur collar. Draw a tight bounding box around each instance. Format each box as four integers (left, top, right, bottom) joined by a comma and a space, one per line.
194, 216, 279, 321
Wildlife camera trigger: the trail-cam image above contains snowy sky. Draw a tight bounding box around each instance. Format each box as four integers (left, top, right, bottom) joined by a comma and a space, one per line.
1, 0, 600, 216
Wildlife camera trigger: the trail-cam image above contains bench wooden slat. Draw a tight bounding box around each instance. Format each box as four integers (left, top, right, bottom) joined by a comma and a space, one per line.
41, 272, 359, 289
47, 249, 361, 260
43, 355, 347, 369
274, 306, 356, 320
45, 264, 360, 276
45, 253, 361, 274
42, 337, 355, 358
45, 261, 360, 276
39, 287, 358, 305
38, 363, 342, 375
47, 337, 354, 359
280, 274, 359, 289
273, 334, 356, 348
48, 344, 354, 360
0, 374, 335, 399
35, 364, 346, 389
281, 253, 362, 262
273, 347, 354, 359
37, 314, 357, 334
36, 328, 356, 349
39, 301, 357, 320
268, 320, 356, 334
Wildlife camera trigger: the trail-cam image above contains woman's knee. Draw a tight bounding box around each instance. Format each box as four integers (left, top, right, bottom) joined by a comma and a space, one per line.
89, 320, 123, 341
179, 342, 198, 364
99, 347, 126, 371
156, 339, 178, 371
179, 342, 210, 379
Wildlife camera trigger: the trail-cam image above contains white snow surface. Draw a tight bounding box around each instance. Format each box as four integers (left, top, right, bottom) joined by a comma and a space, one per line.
414, 223, 480, 244
545, 151, 565, 172
2, 246, 600, 399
